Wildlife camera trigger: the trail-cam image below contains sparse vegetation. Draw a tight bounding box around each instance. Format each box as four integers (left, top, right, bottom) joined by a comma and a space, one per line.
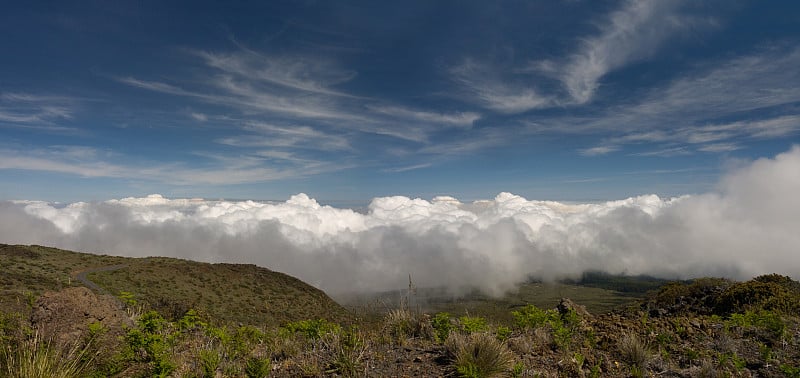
2, 244, 800, 377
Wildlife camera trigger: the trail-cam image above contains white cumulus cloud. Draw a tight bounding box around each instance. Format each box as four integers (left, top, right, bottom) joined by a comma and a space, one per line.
2, 147, 800, 298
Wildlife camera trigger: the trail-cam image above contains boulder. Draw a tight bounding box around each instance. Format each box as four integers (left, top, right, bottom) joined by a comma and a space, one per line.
557, 297, 591, 317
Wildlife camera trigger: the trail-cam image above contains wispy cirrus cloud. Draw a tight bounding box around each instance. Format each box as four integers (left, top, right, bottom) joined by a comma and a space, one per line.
118, 48, 485, 145
561, 0, 705, 104
581, 114, 800, 156
189, 112, 208, 122
381, 163, 432, 173
633, 146, 692, 157
449, 59, 554, 114
698, 143, 741, 153
367, 105, 480, 129
0, 146, 124, 178
0, 93, 79, 132
119, 75, 360, 122
418, 126, 514, 156
569, 46, 800, 155
450, 0, 709, 112
0, 144, 350, 186
579, 145, 619, 156
193, 48, 358, 97
217, 121, 351, 151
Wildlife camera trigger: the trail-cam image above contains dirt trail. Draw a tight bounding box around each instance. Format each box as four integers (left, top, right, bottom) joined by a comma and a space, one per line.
72, 264, 128, 295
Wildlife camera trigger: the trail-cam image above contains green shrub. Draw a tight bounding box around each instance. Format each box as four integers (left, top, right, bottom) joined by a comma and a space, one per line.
138, 310, 167, 334
781, 364, 800, 377
231, 325, 268, 358
647, 278, 733, 315
589, 361, 602, 378
432, 312, 454, 343
281, 319, 341, 340
715, 276, 800, 314
511, 362, 525, 378
198, 349, 221, 378
459, 316, 488, 334
511, 305, 579, 351
726, 309, 786, 343
244, 356, 272, 378
512, 305, 558, 329
0, 312, 24, 344
552, 326, 574, 351
573, 351, 585, 370
123, 310, 176, 377
86, 321, 105, 340
495, 326, 512, 341
177, 309, 206, 331
119, 291, 137, 307
718, 352, 746, 372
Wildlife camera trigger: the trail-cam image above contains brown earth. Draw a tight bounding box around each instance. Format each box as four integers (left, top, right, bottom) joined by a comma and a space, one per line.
30, 286, 131, 346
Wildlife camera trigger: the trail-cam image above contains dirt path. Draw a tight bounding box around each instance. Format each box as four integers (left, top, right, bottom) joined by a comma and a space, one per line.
72, 264, 128, 295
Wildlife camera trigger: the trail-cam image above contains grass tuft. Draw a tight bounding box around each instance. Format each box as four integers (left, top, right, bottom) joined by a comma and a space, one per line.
618, 332, 649, 369
445, 332, 514, 378
1, 330, 96, 378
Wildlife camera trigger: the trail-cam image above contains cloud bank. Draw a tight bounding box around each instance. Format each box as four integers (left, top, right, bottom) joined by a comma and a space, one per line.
2, 147, 800, 298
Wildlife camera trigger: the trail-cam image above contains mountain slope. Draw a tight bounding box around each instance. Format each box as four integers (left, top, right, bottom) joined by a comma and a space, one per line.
0, 244, 350, 326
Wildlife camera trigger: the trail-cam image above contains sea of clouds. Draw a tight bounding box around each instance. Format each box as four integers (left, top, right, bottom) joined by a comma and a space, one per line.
2, 146, 799, 298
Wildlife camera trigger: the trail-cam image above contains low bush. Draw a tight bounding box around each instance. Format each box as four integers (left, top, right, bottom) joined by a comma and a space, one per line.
432, 312, 454, 343
512, 305, 558, 329
725, 309, 786, 344
281, 319, 341, 340
122, 310, 176, 377
459, 315, 488, 334
512, 304, 580, 351
244, 356, 271, 378
715, 275, 800, 315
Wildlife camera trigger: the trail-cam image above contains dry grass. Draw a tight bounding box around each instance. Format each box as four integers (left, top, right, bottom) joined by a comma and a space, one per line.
1, 330, 96, 378
618, 332, 649, 368
445, 332, 514, 378
383, 308, 433, 343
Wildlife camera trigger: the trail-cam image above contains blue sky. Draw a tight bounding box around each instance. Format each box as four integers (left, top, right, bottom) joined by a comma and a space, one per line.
1, 1, 799, 203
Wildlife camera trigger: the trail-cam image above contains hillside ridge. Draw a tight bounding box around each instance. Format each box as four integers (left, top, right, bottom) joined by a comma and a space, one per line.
0, 244, 351, 326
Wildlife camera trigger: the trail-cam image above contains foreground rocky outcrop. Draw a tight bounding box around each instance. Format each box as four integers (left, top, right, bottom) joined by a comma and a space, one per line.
31, 287, 131, 346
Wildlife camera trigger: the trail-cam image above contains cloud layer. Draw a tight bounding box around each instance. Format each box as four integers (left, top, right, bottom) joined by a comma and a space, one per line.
2, 147, 800, 298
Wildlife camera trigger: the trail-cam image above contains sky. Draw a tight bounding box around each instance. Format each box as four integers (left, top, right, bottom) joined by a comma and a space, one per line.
2, 1, 800, 294
1, 0, 799, 203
